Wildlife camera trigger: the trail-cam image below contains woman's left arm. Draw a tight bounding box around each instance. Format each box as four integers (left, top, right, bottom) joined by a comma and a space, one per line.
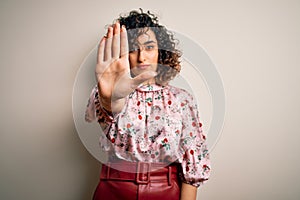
180, 182, 197, 200
178, 90, 211, 198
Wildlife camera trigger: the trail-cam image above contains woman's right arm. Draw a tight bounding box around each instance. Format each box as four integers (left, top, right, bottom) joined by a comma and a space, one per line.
95, 22, 156, 114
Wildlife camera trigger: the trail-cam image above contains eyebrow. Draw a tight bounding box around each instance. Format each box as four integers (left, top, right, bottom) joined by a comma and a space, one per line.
141, 40, 157, 45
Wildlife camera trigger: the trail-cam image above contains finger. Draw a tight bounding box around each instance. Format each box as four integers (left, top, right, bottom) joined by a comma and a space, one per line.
120, 25, 129, 58
113, 21, 120, 35
104, 27, 113, 61
97, 36, 105, 64
112, 22, 120, 59
131, 71, 157, 88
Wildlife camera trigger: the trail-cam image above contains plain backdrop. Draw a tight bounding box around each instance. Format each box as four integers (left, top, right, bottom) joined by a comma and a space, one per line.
1, 0, 300, 199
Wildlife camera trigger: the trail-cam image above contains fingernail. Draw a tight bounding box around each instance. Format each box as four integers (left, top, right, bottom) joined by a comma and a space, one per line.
121, 25, 126, 32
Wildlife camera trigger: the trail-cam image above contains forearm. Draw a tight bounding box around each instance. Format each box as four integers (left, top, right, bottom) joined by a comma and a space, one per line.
180, 182, 197, 200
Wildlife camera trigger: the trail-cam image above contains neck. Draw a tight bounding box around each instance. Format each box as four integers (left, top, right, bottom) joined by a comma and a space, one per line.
142, 78, 156, 86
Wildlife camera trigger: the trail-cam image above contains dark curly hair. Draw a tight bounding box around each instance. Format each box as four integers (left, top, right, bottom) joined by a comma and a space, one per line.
116, 9, 182, 85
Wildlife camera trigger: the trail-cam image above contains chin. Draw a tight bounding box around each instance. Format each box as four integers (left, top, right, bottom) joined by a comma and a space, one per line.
131, 68, 156, 77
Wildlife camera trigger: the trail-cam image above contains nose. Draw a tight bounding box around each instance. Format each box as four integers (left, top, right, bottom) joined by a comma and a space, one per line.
137, 49, 146, 63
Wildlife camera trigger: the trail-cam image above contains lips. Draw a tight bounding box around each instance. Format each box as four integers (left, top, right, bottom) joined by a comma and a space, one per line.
137, 64, 151, 69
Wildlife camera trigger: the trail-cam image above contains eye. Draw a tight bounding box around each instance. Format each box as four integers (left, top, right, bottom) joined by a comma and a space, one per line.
129, 49, 138, 53
129, 47, 139, 53
145, 45, 155, 51
129, 44, 139, 53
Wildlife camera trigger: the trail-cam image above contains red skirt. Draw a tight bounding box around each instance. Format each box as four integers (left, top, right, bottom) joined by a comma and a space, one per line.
92, 160, 181, 200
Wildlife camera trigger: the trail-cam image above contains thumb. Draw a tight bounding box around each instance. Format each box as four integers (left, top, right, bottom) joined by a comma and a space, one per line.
132, 71, 157, 87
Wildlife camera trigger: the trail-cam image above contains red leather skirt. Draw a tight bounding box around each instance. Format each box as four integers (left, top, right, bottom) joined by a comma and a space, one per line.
92, 160, 181, 200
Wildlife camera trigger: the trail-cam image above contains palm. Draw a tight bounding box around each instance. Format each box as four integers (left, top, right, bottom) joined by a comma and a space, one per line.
96, 57, 129, 100
95, 23, 155, 111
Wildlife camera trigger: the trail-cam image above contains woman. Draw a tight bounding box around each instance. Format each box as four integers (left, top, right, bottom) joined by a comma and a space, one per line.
85, 9, 210, 200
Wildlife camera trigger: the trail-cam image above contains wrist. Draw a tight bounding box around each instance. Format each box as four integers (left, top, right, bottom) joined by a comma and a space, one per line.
99, 96, 126, 115
99, 97, 112, 112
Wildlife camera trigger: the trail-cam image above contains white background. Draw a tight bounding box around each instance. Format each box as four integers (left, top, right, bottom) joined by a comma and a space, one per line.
0, 0, 299, 199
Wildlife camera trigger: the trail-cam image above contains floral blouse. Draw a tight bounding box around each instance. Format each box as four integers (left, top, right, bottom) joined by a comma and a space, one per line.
85, 83, 210, 187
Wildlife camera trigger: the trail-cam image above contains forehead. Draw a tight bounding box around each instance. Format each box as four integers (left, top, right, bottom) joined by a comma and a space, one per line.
136, 29, 157, 44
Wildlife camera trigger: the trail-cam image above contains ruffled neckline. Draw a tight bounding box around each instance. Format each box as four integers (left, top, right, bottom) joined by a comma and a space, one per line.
136, 83, 166, 92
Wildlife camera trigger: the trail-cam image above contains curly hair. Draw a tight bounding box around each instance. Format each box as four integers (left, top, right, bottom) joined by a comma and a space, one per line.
116, 9, 182, 85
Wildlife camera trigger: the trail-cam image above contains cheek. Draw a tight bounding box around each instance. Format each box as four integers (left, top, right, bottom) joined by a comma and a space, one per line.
149, 51, 159, 63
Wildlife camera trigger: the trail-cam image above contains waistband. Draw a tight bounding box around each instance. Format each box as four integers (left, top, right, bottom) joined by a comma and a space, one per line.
100, 160, 179, 185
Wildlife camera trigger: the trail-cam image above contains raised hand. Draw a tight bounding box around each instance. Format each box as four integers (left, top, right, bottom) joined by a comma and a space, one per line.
96, 22, 157, 113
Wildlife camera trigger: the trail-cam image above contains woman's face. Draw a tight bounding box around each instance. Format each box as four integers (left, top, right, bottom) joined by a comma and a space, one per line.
129, 29, 159, 77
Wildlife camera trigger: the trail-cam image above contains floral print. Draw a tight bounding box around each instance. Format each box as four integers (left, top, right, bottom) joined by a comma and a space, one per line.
85, 83, 210, 187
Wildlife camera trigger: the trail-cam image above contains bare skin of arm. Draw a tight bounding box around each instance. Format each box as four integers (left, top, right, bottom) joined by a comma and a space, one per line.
180, 182, 197, 200
96, 22, 156, 113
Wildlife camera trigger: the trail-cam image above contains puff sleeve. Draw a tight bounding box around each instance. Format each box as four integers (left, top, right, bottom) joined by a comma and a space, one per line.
85, 85, 115, 151
179, 92, 211, 188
